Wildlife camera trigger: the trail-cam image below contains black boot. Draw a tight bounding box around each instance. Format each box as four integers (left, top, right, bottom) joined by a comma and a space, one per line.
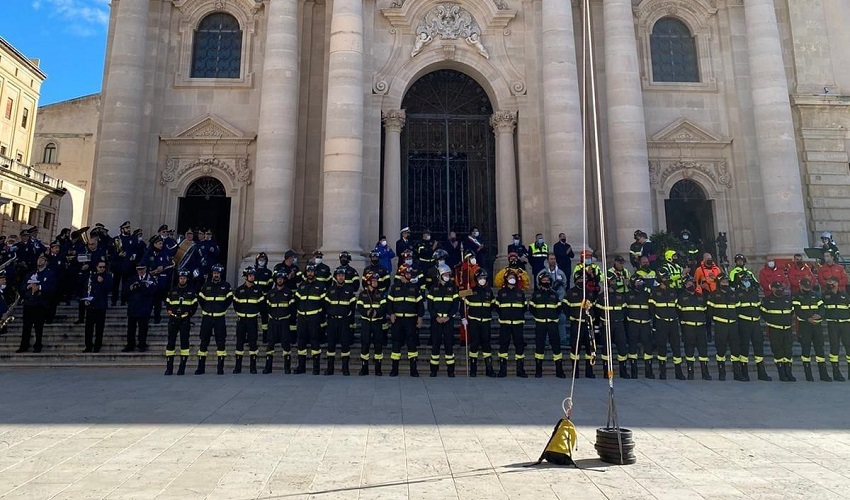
686, 361, 695, 380
776, 363, 788, 382
675, 363, 686, 380
556, 360, 566, 379
658, 361, 667, 380
485, 358, 496, 378
630, 359, 638, 379
324, 357, 335, 376
410, 358, 419, 377
516, 360, 528, 378
818, 362, 832, 382
249, 354, 258, 374
700, 361, 712, 380
294, 355, 307, 374
312, 355, 321, 375
833, 362, 846, 382
469, 358, 478, 377
803, 362, 814, 382
283, 354, 292, 374
535, 360, 543, 378
194, 356, 206, 375
572, 360, 580, 379
232, 355, 243, 374
341, 357, 350, 376
732, 362, 743, 382
217, 356, 225, 375
644, 360, 655, 379
717, 361, 726, 381
603, 361, 610, 380
176, 356, 188, 375
619, 361, 630, 379
740, 362, 751, 381
757, 361, 772, 381
498, 359, 507, 378
430, 363, 439, 377
263, 355, 273, 374
389, 359, 400, 377
359, 359, 369, 376
585, 359, 596, 379
164, 356, 174, 376
374, 360, 383, 376
447, 364, 455, 378
785, 362, 797, 382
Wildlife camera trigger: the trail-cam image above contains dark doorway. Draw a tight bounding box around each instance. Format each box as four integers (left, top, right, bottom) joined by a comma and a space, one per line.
177, 176, 231, 266
400, 69, 497, 260
665, 179, 716, 257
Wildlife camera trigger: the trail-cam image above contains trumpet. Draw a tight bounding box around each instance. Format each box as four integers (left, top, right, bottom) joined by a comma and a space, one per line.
0, 294, 21, 329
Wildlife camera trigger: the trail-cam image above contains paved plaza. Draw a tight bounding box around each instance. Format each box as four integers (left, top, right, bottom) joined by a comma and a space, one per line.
0, 369, 849, 499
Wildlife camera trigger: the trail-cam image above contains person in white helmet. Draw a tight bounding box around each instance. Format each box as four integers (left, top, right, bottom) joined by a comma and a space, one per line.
821, 231, 841, 261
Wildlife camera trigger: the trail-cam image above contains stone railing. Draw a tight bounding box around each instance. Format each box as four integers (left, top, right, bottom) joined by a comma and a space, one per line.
0, 153, 64, 190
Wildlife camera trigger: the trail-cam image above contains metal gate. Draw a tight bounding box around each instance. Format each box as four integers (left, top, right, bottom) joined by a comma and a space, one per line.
400, 70, 496, 255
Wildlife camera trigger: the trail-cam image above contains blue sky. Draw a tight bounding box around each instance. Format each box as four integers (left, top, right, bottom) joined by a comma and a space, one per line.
5, 0, 108, 105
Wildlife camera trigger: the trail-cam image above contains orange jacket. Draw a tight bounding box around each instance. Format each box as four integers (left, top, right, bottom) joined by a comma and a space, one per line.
694, 263, 721, 295
786, 263, 816, 294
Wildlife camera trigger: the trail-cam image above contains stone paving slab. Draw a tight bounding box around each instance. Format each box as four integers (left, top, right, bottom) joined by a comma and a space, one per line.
0, 369, 849, 499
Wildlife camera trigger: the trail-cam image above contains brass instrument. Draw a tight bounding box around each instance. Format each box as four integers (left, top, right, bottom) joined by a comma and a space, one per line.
113, 236, 123, 255
0, 256, 16, 273
71, 226, 90, 245
0, 294, 21, 330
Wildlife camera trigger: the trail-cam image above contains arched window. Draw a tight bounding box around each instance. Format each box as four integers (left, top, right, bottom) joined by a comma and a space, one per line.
650, 17, 699, 83
191, 13, 242, 79
669, 179, 706, 202
42, 143, 57, 164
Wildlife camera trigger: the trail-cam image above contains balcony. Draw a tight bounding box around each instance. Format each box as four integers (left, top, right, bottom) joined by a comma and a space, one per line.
0, 153, 64, 191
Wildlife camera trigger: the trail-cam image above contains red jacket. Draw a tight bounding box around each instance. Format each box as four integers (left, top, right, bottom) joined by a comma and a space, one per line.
817, 262, 848, 290
758, 265, 788, 296
694, 263, 721, 295
786, 263, 816, 294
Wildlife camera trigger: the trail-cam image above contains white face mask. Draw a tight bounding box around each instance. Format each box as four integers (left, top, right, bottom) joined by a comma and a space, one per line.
508, 277, 516, 285
410, 276, 419, 284
683, 234, 689, 240
292, 257, 298, 265
469, 258, 477, 266
405, 258, 413, 266
537, 238, 544, 245
477, 278, 487, 286
441, 275, 450, 283
380, 240, 387, 246
315, 258, 322, 265
513, 239, 520, 245
423, 235, 431, 241
767, 261, 775, 268
258, 259, 267, 268
472, 232, 480, 238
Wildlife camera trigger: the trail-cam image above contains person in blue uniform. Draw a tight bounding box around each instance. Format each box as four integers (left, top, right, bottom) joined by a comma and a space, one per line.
17, 253, 56, 353
124, 264, 156, 352
81, 259, 112, 353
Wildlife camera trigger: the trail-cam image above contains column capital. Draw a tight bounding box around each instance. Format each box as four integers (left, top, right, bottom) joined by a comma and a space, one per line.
490, 110, 517, 134
381, 109, 406, 133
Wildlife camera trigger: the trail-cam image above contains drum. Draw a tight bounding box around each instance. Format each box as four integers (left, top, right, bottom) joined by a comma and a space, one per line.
174, 240, 195, 270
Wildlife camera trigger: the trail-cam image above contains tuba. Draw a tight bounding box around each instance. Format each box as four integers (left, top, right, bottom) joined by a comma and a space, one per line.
0, 293, 21, 330
71, 226, 90, 246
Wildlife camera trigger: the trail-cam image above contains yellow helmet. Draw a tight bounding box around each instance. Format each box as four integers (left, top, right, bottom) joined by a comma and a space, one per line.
664, 249, 677, 261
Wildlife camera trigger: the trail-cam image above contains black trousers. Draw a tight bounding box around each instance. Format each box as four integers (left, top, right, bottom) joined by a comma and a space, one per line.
127, 316, 150, 349
259, 303, 269, 344
654, 320, 682, 364
166, 316, 191, 355
534, 322, 562, 361
737, 320, 765, 363
605, 321, 628, 362
390, 317, 419, 360
798, 321, 826, 363
327, 317, 353, 357
626, 320, 648, 360
768, 326, 793, 363
152, 287, 166, 322
827, 321, 850, 363
359, 320, 386, 360
20, 305, 47, 350
569, 320, 595, 361
112, 270, 130, 304
296, 314, 322, 356
84, 308, 106, 351
429, 320, 455, 364
499, 323, 525, 360
235, 316, 259, 355
266, 317, 291, 354
467, 320, 491, 358
199, 315, 227, 356
682, 324, 709, 362
713, 321, 739, 362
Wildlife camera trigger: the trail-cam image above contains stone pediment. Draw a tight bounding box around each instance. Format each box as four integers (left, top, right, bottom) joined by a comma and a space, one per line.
650, 118, 731, 147
161, 114, 254, 143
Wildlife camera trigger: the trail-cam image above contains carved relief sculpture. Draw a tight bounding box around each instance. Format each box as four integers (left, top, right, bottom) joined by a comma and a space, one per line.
411, 3, 487, 58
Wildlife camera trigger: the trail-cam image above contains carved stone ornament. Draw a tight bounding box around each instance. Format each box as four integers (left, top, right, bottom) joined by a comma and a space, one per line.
411, 3, 488, 59
161, 157, 251, 186
490, 110, 518, 134
648, 160, 732, 189
381, 109, 406, 132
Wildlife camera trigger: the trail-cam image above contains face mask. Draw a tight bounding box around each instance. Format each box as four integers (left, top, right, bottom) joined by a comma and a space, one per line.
706, 260, 713, 266
258, 259, 267, 268
537, 238, 544, 245
742, 280, 751, 289
340, 258, 350, 265
683, 235, 689, 240
423, 235, 431, 241
449, 237, 456, 242
380, 240, 387, 246
315, 258, 322, 265
441, 275, 450, 283
508, 277, 516, 285
540, 281, 551, 289
410, 276, 419, 284
293, 257, 298, 265
469, 258, 477, 266
685, 284, 695, 292
513, 239, 520, 245
560, 238, 566, 243
405, 258, 413, 266
371, 259, 379, 265
767, 261, 775, 268
477, 278, 487, 286
473, 232, 480, 238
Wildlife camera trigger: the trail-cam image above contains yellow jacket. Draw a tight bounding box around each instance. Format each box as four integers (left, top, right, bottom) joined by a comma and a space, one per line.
494, 266, 532, 291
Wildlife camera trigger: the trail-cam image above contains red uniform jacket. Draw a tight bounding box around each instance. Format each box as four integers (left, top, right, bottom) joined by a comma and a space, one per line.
817, 262, 848, 290
786, 263, 816, 294
758, 265, 789, 296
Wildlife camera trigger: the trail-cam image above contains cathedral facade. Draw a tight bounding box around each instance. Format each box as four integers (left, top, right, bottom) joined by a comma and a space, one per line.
89, 0, 850, 276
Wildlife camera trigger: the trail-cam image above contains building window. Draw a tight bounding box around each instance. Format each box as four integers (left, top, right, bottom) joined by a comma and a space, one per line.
27, 208, 39, 226
4, 98, 11, 120
15, 152, 23, 162
0, 145, 6, 157
191, 13, 242, 79
42, 143, 57, 164
21, 108, 29, 129
43, 211, 54, 230
11, 203, 22, 222
650, 17, 700, 83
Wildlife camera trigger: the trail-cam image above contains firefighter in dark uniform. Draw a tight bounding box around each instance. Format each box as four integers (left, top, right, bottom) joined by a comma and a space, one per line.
426, 264, 460, 377
760, 281, 795, 382
363, 250, 390, 295
312, 251, 332, 290
678, 275, 711, 380
195, 263, 233, 375
596, 275, 629, 378
625, 275, 652, 379
707, 273, 738, 381
564, 271, 596, 378
387, 264, 425, 377
793, 277, 831, 382
735, 274, 770, 381
650, 268, 684, 380
337, 251, 361, 293
414, 229, 437, 268
164, 269, 198, 376
424, 249, 449, 289
232, 267, 264, 374
462, 268, 496, 377
274, 250, 302, 291
822, 275, 850, 381
264, 270, 295, 374
324, 267, 357, 375
295, 265, 327, 375
357, 271, 388, 375
254, 252, 273, 342
495, 268, 527, 378
529, 271, 565, 378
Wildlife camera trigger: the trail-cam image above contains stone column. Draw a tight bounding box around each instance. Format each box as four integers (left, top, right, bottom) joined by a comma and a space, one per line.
744, 0, 808, 254
541, 0, 584, 242
491, 111, 519, 262
249, 0, 300, 261
381, 109, 405, 241
320, 0, 364, 258
90, 0, 149, 229
603, 0, 653, 251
